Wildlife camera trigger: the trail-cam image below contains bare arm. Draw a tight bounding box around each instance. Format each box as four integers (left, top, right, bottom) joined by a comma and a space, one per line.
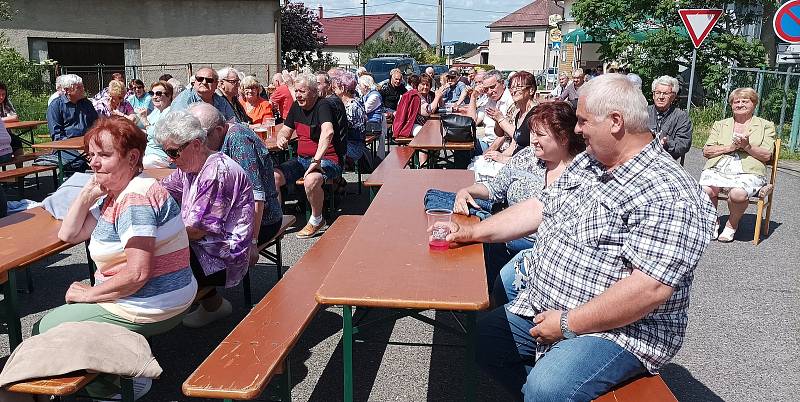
66, 237, 155, 303
59, 176, 105, 243
446, 197, 543, 244
276, 124, 294, 150
702, 143, 736, 159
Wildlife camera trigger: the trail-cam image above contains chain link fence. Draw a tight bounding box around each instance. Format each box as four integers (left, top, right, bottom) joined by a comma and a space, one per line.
722, 67, 800, 151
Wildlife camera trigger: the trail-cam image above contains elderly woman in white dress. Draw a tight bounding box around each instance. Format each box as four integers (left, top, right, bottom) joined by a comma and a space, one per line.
699, 87, 775, 242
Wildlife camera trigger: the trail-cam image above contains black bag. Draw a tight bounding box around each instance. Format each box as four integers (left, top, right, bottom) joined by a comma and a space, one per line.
439, 113, 476, 143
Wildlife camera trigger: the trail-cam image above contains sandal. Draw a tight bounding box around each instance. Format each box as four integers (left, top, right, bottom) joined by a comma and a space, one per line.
718, 226, 736, 243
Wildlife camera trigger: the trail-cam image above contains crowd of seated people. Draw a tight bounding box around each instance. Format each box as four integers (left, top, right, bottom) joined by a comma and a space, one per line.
1, 57, 761, 401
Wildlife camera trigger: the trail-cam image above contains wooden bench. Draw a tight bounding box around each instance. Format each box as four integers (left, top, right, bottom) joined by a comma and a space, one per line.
241, 214, 296, 306
0, 152, 47, 169
0, 165, 57, 195
364, 146, 415, 199
4, 372, 136, 401
593, 374, 676, 402
182, 215, 361, 401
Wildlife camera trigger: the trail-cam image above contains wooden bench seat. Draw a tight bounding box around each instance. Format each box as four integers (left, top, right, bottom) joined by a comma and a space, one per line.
393, 136, 412, 145
364, 146, 415, 188
183, 215, 361, 401
0, 152, 47, 168
593, 374, 676, 402
241, 214, 297, 306
0, 165, 57, 193
5, 372, 99, 396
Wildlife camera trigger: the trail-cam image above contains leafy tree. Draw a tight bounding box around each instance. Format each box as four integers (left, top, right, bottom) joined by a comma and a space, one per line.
352, 29, 428, 65
281, 2, 326, 70
451, 42, 479, 58
572, 0, 767, 104
310, 53, 339, 72
0, 0, 14, 21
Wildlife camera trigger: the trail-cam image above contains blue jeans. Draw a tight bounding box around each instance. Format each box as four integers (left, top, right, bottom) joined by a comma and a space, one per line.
477, 306, 646, 401
493, 249, 529, 306
278, 156, 343, 183
485, 238, 534, 300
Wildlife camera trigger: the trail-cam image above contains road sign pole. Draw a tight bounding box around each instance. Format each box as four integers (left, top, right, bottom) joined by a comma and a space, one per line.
687, 48, 697, 114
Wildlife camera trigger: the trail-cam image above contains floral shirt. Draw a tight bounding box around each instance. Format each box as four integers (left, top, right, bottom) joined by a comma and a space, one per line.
160, 152, 255, 288
484, 146, 546, 206
220, 123, 282, 227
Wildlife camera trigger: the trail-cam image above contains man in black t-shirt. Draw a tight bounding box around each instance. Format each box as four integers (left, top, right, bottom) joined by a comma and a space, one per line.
273, 73, 345, 238
379, 68, 407, 112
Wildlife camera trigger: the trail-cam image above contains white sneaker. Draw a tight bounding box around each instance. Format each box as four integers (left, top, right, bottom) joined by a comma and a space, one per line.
182, 298, 233, 328
94, 377, 152, 401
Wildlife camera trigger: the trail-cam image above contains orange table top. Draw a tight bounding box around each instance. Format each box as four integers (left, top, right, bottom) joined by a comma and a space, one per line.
0, 207, 72, 274
32, 136, 85, 151
4, 120, 47, 130
316, 169, 489, 311
409, 119, 474, 151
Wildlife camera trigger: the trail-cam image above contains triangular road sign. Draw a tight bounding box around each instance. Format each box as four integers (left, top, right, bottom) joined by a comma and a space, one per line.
679, 9, 723, 48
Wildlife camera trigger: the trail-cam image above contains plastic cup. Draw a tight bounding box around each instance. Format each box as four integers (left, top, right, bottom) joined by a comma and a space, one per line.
426, 209, 452, 251
262, 118, 276, 140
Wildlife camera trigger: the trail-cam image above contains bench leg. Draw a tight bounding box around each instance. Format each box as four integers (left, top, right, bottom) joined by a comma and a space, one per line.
243, 270, 253, 306
2, 270, 22, 350
342, 305, 354, 402
276, 238, 284, 280
463, 311, 477, 402
120, 377, 134, 402
278, 359, 292, 401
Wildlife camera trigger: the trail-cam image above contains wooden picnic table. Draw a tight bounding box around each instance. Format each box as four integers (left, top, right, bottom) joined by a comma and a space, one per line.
4, 120, 48, 149
0, 207, 72, 350
409, 118, 474, 168
33, 136, 86, 184
316, 169, 488, 401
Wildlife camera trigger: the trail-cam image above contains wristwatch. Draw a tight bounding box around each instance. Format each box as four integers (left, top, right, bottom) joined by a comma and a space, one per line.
560, 311, 577, 339
311, 158, 321, 164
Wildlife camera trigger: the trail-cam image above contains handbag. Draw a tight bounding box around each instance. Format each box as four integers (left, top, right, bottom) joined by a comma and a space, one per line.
439, 113, 476, 143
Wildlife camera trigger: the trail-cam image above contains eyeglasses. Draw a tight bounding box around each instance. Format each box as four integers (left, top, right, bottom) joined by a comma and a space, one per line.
222, 78, 240, 84
148, 90, 168, 97
164, 141, 192, 159
195, 76, 216, 84
510, 85, 530, 93
652, 91, 673, 97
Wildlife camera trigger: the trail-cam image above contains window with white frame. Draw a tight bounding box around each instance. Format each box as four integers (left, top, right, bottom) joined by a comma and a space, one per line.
524, 31, 535, 43
501, 32, 512, 43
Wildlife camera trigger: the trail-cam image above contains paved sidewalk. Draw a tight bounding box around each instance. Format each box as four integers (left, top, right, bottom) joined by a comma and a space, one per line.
1, 147, 798, 401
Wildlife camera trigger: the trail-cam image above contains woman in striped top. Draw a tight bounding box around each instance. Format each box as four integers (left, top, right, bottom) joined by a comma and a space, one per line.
35, 117, 197, 338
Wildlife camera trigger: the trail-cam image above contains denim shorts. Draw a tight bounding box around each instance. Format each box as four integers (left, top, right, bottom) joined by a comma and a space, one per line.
278, 156, 343, 183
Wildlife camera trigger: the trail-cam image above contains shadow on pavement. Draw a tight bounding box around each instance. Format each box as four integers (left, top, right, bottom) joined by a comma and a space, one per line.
661, 363, 724, 402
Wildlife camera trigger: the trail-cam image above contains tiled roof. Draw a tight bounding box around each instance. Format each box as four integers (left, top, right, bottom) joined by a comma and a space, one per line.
487, 0, 563, 29
320, 13, 397, 47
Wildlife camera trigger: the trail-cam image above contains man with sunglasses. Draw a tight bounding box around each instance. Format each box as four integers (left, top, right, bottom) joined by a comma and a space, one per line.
273, 73, 346, 238
170, 67, 237, 122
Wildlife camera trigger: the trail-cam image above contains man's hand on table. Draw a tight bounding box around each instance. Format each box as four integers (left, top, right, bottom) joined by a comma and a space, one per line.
441, 221, 476, 247
276, 135, 289, 150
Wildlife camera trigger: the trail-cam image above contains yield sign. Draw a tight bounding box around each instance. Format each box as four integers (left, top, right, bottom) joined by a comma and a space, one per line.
679, 9, 723, 48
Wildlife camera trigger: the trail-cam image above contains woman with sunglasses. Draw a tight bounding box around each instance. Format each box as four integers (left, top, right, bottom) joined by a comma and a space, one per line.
126, 78, 153, 114
139, 80, 174, 168
480, 71, 537, 164
155, 110, 255, 328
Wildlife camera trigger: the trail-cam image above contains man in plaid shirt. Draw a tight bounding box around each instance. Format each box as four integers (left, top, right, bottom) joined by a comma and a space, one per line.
446, 74, 716, 401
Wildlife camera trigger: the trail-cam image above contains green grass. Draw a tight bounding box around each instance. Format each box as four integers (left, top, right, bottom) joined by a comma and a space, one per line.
690, 105, 800, 161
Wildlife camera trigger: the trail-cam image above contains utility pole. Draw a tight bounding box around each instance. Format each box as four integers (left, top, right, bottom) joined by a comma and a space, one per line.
361, 0, 367, 65
436, 0, 443, 58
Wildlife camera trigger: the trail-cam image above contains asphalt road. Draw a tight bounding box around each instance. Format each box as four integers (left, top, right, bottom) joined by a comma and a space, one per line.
1, 146, 797, 401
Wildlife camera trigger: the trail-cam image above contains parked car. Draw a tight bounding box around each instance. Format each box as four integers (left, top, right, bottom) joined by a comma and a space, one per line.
364, 55, 421, 85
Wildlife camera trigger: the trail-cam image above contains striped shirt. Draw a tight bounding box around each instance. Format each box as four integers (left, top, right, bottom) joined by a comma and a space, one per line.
89, 174, 197, 323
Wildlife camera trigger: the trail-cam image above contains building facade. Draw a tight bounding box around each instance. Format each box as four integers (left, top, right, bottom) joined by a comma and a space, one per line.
319, 12, 429, 65
486, 0, 562, 72
0, 0, 280, 82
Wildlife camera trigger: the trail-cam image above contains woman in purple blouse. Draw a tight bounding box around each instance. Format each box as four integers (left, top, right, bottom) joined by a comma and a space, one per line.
155, 110, 255, 328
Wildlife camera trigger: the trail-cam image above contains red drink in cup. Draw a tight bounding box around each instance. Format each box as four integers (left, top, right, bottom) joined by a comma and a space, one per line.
426, 209, 452, 251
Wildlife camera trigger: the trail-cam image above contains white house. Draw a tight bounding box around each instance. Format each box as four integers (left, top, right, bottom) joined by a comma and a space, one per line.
486, 0, 562, 72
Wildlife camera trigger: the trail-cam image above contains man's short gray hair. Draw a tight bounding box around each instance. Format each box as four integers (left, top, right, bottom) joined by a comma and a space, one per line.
61, 74, 83, 88
578, 73, 649, 133
295, 72, 319, 94
651, 75, 680, 94
217, 67, 241, 81
626, 73, 642, 89
484, 69, 504, 83
54, 75, 68, 90
187, 102, 225, 132
572, 68, 585, 78
154, 109, 207, 146
195, 66, 219, 80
